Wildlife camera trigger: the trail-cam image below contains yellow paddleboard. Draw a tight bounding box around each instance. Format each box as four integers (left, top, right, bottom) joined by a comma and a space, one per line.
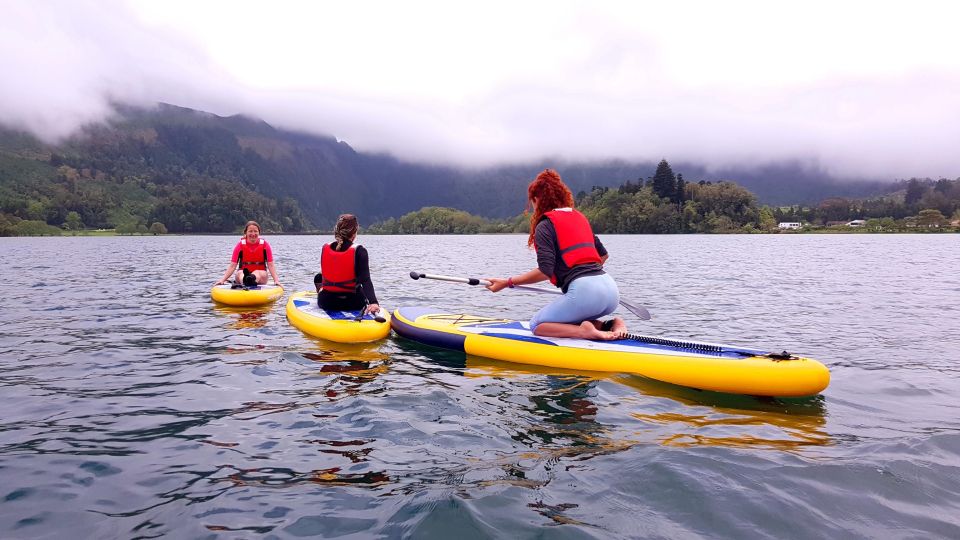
210, 284, 284, 307
391, 306, 829, 397
286, 291, 391, 343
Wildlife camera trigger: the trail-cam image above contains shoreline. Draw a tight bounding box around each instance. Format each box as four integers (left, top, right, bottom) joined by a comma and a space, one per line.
6, 228, 958, 238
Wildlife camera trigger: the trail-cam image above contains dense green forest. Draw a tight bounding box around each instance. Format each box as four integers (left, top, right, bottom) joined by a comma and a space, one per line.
1, 104, 956, 236
775, 177, 960, 228
368, 161, 960, 234
0, 117, 312, 235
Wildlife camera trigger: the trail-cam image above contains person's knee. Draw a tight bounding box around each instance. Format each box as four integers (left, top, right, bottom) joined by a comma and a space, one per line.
528, 317, 541, 333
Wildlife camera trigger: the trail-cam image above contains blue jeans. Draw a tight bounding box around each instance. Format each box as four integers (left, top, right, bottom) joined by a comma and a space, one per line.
529, 273, 620, 331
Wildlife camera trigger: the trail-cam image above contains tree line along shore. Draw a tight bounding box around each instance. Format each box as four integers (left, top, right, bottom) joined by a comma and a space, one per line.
3, 160, 958, 236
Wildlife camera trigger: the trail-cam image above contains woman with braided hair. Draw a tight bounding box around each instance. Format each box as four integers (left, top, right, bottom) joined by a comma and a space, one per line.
314, 214, 380, 315
485, 169, 626, 340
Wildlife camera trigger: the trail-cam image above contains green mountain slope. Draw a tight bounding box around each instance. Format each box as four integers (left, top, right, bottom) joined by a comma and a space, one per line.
1, 103, 897, 234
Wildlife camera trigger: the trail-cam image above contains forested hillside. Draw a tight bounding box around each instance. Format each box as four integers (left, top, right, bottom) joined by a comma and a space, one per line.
0, 103, 904, 235
369, 161, 960, 234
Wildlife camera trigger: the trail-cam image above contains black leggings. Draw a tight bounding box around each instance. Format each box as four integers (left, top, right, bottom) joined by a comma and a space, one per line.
318, 290, 366, 312
314, 273, 368, 311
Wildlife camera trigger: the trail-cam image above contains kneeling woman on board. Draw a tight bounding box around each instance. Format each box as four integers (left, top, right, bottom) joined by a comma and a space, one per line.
314, 214, 380, 315
485, 169, 625, 340
214, 220, 283, 288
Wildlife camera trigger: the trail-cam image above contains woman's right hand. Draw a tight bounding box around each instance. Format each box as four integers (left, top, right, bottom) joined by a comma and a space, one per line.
484, 278, 509, 293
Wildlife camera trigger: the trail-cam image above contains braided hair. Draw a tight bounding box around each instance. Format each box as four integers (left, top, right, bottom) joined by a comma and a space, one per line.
333, 214, 359, 249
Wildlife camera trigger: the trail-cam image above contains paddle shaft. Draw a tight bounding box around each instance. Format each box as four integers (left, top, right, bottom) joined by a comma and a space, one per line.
353, 284, 387, 323
409, 271, 651, 320
411, 272, 553, 294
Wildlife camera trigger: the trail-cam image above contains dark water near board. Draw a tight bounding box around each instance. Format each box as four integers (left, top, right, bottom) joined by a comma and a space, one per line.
2, 234, 959, 539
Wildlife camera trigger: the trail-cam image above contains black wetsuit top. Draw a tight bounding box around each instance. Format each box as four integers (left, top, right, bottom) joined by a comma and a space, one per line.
534, 219, 608, 293
317, 240, 379, 311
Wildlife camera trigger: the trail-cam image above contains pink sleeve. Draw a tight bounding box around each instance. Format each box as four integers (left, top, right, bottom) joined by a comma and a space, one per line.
264, 242, 274, 262
230, 242, 242, 263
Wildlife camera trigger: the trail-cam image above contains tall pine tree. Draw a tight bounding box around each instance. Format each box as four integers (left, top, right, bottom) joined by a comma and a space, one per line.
652, 159, 677, 201
904, 178, 925, 206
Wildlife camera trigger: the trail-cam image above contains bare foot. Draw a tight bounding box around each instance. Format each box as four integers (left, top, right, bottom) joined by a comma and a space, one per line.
587, 318, 628, 339
579, 321, 619, 340
610, 317, 628, 336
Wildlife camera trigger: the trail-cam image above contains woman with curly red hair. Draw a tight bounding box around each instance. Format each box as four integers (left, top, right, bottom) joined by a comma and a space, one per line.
485, 169, 626, 340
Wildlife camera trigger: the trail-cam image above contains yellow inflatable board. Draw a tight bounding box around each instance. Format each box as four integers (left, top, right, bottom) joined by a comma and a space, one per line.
210, 284, 284, 307
391, 307, 830, 397
286, 291, 391, 343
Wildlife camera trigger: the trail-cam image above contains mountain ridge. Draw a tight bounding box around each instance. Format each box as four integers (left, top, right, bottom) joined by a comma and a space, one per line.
1, 102, 900, 232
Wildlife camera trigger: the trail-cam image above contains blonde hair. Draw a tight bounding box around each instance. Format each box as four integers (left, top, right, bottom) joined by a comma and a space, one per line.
333, 214, 359, 249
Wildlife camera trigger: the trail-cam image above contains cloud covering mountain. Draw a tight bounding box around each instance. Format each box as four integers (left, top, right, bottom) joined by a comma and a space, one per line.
2, 0, 959, 179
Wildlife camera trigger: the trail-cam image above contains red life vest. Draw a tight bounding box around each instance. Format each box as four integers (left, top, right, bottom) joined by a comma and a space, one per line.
237, 238, 268, 272
321, 243, 358, 293
542, 208, 601, 285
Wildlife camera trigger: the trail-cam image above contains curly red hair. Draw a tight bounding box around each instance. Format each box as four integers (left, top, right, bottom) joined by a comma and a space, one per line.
527, 169, 574, 247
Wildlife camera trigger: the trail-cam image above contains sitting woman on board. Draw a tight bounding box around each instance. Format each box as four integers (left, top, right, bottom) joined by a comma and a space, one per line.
213, 220, 283, 288
485, 169, 626, 340
314, 214, 381, 315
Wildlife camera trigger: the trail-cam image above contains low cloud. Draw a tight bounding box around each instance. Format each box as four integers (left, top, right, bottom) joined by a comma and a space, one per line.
2, 0, 959, 179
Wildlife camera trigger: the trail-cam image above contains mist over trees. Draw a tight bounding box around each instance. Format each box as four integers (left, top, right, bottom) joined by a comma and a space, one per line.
368, 163, 960, 234
776, 177, 960, 227
1, 104, 957, 236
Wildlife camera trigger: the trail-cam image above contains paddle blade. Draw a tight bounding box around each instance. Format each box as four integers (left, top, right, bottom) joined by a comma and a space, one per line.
620, 299, 651, 320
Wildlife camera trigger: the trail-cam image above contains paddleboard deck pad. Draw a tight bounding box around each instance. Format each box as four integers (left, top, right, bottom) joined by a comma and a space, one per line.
287, 291, 391, 343
391, 306, 829, 397
211, 283, 284, 306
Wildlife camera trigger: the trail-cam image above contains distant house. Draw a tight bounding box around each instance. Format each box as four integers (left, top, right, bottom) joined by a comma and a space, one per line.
778, 222, 801, 230
846, 220, 867, 227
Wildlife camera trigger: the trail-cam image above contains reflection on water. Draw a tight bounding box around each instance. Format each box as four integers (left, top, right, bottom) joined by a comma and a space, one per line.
295, 339, 391, 398
222, 465, 390, 489
465, 356, 829, 452
213, 304, 273, 330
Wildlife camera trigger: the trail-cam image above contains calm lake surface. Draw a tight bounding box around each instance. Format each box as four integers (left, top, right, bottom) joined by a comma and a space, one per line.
2, 234, 959, 539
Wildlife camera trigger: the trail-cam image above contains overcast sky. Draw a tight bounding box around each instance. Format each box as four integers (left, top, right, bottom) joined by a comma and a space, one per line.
2, 0, 959, 178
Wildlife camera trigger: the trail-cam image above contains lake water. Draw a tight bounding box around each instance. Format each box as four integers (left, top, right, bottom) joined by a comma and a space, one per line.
2, 234, 959, 539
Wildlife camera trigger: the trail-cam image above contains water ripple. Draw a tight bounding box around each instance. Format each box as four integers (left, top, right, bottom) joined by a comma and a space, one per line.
1, 234, 959, 538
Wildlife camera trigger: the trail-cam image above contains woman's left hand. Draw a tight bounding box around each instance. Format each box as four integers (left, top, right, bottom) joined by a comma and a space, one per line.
484, 278, 510, 293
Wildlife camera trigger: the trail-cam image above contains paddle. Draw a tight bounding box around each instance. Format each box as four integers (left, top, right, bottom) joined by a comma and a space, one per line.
354, 308, 387, 324
353, 285, 387, 323
409, 271, 651, 320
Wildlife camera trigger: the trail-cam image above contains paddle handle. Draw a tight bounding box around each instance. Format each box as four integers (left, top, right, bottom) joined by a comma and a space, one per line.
410, 272, 491, 286
410, 271, 563, 295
